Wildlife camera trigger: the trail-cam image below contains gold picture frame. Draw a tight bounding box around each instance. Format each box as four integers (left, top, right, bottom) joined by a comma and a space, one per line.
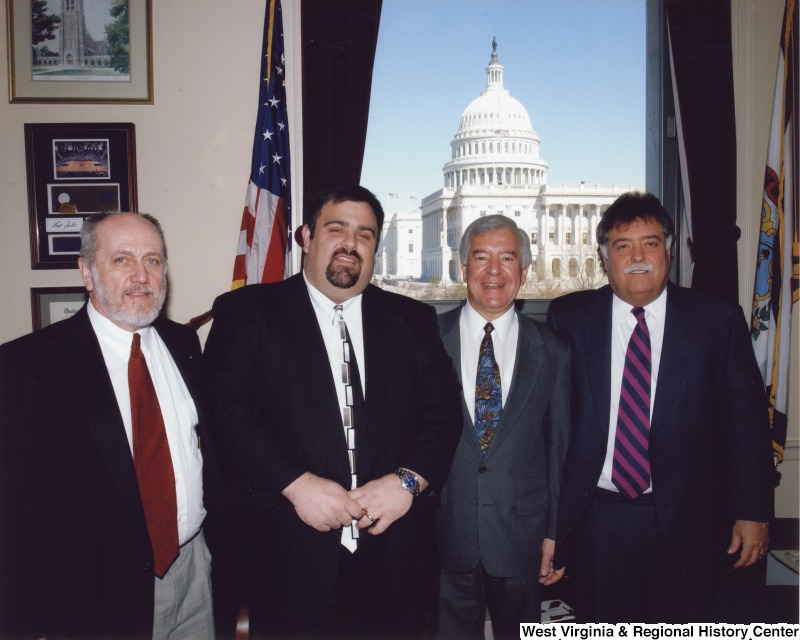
7, 0, 153, 104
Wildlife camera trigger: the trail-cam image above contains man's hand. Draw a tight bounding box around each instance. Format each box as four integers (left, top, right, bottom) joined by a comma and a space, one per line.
349, 472, 424, 535
281, 472, 364, 532
728, 520, 769, 569
538, 537, 566, 586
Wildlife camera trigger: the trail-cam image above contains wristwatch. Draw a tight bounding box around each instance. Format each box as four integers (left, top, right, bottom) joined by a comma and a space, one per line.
394, 468, 420, 497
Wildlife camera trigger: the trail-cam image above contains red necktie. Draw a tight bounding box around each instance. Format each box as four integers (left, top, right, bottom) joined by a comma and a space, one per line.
128, 332, 179, 577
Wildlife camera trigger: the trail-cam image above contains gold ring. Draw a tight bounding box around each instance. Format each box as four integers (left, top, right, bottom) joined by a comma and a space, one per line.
363, 511, 375, 523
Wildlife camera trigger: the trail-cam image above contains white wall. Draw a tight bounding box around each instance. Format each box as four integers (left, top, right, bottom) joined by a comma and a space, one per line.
0, 0, 795, 515
0, 0, 301, 346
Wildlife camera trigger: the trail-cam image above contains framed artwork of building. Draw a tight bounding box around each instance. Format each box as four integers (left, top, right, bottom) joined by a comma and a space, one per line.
24, 122, 138, 269
6, 0, 153, 103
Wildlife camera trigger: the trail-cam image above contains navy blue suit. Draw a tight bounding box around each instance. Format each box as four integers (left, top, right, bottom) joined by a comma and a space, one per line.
546, 283, 773, 621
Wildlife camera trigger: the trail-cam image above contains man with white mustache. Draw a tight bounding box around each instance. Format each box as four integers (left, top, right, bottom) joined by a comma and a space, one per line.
546, 192, 773, 623
0, 212, 218, 639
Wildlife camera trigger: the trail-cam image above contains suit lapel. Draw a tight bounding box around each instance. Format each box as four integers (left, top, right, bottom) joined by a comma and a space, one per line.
650, 284, 693, 435
70, 309, 147, 527
585, 288, 614, 439
154, 319, 200, 407
284, 277, 351, 465
484, 313, 545, 459
437, 306, 463, 388
438, 305, 483, 458
360, 287, 396, 452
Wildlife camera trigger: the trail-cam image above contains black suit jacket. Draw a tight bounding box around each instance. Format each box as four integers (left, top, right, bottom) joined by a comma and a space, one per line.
546, 283, 774, 576
203, 275, 462, 620
0, 306, 211, 640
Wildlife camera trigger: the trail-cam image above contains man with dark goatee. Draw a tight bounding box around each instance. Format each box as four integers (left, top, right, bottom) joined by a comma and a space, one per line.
205, 185, 462, 639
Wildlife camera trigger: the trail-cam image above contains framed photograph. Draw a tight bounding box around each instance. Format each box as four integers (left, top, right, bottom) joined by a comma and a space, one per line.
7, 0, 153, 104
25, 122, 138, 269
31, 286, 88, 330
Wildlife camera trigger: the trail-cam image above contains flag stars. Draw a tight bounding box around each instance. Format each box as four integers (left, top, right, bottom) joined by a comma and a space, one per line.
268, 97, 280, 108
263, 129, 274, 141
278, 122, 285, 132
272, 153, 282, 165
258, 163, 266, 175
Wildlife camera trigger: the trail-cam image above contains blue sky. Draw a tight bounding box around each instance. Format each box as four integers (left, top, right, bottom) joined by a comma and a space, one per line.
361, 0, 646, 214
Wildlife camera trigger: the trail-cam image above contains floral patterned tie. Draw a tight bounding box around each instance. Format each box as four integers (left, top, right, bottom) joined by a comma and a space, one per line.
474, 323, 502, 452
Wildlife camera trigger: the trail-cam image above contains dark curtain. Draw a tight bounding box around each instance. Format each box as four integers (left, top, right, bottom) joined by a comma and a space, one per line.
300, 0, 383, 223
666, 0, 739, 303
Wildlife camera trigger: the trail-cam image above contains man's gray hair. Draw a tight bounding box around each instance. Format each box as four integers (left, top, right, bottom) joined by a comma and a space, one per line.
79, 212, 168, 266
458, 214, 532, 268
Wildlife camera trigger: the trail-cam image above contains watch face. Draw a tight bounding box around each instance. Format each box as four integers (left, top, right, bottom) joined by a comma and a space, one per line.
401, 473, 419, 494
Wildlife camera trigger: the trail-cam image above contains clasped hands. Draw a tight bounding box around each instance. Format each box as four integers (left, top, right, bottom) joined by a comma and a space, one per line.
282, 472, 414, 536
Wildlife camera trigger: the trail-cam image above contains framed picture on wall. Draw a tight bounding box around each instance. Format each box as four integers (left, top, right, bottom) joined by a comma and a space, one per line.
31, 286, 88, 330
6, 0, 153, 104
24, 122, 138, 269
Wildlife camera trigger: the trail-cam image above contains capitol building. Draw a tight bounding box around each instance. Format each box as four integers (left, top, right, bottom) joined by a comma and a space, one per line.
375, 41, 642, 295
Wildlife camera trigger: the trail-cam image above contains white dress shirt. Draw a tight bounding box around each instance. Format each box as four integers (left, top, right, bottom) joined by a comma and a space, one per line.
304, 273, 366, 412
87, 302, 206, 544
459, 302, 519, 422
598, 287, 667, 493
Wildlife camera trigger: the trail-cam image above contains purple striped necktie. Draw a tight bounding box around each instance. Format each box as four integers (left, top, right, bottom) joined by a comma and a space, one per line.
611, 306, 652, 499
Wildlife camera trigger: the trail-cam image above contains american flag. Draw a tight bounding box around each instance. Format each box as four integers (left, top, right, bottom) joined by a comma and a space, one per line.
750, 0, 797, 467
231, 0, 291, 289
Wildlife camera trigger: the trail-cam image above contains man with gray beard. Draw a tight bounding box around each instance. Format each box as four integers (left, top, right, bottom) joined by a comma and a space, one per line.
0, 212, 217, 640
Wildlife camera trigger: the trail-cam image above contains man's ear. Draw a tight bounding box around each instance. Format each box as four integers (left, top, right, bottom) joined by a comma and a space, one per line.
300, 224, 311, 254
77, 258, 94, 292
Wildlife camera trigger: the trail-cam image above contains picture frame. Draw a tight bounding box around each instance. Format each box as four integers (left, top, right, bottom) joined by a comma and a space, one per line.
24, 122, 138, 269
31, 286, 88, 330
7, 0, 153, 104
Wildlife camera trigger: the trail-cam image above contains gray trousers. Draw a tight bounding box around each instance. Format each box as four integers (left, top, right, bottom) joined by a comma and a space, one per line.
153, 529, 215, 640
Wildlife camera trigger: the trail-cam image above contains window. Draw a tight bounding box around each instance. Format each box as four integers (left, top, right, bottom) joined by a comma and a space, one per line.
569, 258, 578, 277
362, 1, 645, 302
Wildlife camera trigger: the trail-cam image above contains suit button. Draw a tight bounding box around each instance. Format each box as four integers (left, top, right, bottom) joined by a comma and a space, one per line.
479, 466, 488, 474
583, 491, 591, 498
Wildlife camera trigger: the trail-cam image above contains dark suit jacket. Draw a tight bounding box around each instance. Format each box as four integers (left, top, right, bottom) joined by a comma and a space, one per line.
203, 275, 462, 620
546, 283, 774, 577
0, 305, 213, 640
436, 304, 571, 577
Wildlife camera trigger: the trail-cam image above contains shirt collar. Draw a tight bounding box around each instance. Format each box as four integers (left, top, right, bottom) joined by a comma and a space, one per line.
462, 301, 517, 344
87, 299, 154, 356
612, 285, 668, 325
303, 271, 363, 328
